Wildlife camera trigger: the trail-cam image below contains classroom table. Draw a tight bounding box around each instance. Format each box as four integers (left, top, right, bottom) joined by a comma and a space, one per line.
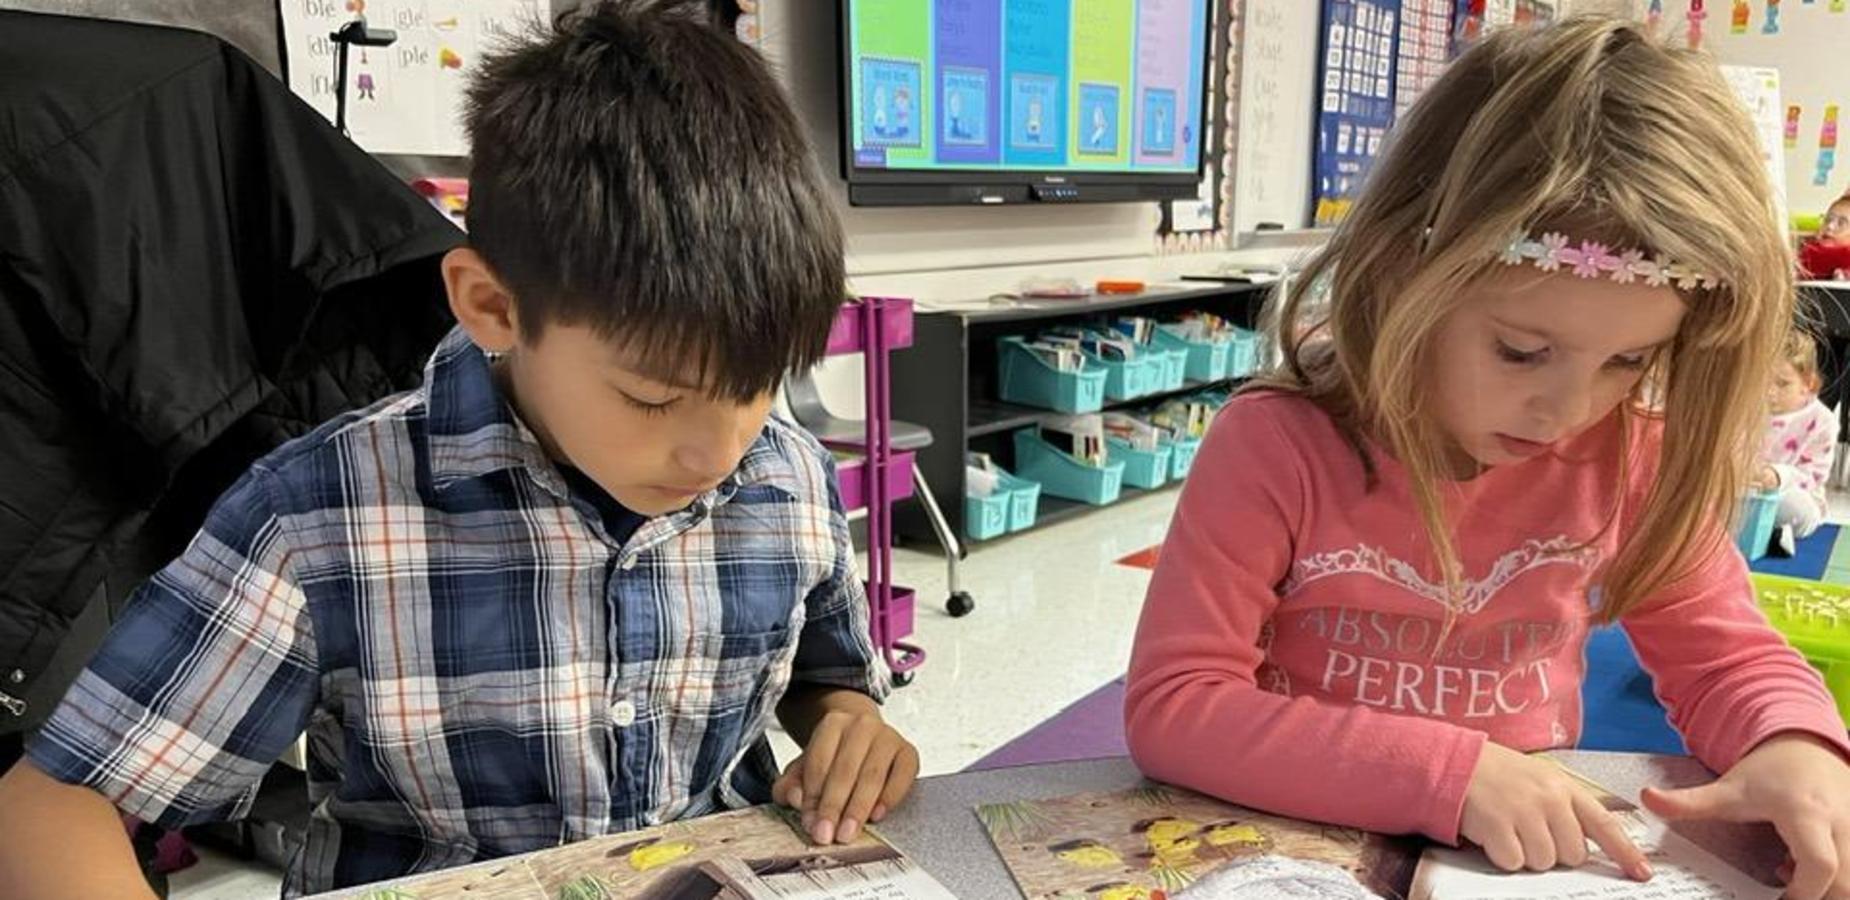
878, 751, 1786, 898
316, 750, 1789, 898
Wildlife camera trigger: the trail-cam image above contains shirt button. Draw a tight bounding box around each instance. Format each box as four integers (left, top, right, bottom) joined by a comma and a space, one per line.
610, 700, 637, 727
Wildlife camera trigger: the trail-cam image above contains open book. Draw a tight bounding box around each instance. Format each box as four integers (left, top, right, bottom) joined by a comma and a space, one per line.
978, 768, 1778, 900
976, 783, 1420, 899
1407, 768, 1777, 900
312, 805, 955, 900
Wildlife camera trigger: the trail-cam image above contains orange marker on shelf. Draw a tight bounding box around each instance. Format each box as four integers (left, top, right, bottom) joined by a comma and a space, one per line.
1095, 279, 1145, 295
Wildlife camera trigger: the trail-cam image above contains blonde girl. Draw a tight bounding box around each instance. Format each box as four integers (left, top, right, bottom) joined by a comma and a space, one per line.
1127, 17, 1850, 898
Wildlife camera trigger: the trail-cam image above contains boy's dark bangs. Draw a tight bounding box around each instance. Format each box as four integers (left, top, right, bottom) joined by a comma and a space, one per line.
587, 280, 840, 403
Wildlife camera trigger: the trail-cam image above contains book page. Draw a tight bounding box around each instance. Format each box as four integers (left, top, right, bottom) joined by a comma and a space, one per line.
308, 805, 956, 899
697, 850, 959, 900
1411, 826, 1777, 899
1408, 776, 1779, 900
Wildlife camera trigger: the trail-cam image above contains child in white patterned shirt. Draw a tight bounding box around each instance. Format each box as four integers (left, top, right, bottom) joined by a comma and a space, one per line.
1757, 330, 1839, 551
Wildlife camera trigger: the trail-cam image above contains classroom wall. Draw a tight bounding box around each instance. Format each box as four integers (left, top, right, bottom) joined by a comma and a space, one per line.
2, 0, 283, 73
1568, 0, 1633, 14
1686, 1, 1850, 220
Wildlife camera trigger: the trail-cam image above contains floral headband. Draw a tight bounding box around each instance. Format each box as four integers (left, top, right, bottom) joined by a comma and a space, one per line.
1497, 231, 1723, 291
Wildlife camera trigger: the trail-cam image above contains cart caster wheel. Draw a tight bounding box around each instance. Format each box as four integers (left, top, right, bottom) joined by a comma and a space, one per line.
893, 671, 916, 688
947, 592, 976, 618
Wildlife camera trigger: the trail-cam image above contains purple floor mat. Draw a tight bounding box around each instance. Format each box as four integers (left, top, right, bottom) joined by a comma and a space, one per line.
967, 678, 1129, 771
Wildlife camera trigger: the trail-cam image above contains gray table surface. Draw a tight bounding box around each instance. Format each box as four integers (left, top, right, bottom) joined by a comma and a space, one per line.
877, 751, 1787, 899
317, 751, 1786, 899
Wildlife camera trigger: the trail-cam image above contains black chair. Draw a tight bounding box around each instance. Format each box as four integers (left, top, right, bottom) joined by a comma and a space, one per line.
785, 374, 975, 617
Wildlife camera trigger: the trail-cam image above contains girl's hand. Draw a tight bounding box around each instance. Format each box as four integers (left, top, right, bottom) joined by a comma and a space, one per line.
1644, 732, 1850, 900
1756, 466, 1782, 492
1461, 742, 1654, 880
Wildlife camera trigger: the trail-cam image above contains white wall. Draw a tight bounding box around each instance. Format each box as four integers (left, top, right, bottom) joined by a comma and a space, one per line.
1691, 2, 1850, 220
1564, 0, 1633, 14
4, 0, 281, 72
1557, 0, 1842, 219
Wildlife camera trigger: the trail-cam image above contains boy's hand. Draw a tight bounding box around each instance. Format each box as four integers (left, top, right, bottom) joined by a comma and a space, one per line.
1460, 742, 1653, 880
1644, 732, 1850, 900
773, 709, 918, 846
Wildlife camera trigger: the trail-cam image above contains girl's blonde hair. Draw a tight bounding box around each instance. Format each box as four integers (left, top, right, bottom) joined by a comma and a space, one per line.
1261, 16, 1792, 624
1781, 328, 1822, 385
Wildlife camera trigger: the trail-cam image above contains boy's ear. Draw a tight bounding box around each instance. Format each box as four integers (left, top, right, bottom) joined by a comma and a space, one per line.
443, 247, 522, 353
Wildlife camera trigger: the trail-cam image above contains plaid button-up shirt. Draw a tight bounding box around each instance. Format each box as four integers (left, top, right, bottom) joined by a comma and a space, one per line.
29, 328, 887, 896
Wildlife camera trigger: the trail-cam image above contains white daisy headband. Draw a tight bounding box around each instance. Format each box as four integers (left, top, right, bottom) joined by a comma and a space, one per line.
1497, 231, 1724, 291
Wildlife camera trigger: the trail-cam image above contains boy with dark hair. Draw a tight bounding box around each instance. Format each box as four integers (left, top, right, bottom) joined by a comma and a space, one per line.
0, 2, 916, 896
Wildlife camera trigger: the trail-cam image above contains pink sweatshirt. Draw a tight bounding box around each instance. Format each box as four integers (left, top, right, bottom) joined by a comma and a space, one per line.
1126, 391, 1850, 845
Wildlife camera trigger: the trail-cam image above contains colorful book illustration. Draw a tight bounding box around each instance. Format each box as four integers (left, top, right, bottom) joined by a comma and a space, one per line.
311, 805, 955, 900
980, 766, 1777, 900
977, 782, 1420, 899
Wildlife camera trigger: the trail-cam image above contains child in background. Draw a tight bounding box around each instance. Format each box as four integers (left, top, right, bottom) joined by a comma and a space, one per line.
1799, 194, 1850, 280
1797, 195, 1850, 424
1127, 17, 1850, 899
1758, 330, 1838, 554
0, 3, 914, 897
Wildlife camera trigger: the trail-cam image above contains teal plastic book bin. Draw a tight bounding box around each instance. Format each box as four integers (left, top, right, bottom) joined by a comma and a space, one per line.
995, 471, 1042, 532
965, 492, 1011, 541
966, 469, 1042, 540
1107, 437, 1172, 490
998, 337, 1107, 413
1153, 327, 1232, 382
1228, 327, 1263, 378
1135, 355, 1168, 395
1087, 351, 1159, 401
1166, 436, 1203, 480
1152, 347, 1188, 392
1013, 429, 1125, 506
1736, 490, 1779, 561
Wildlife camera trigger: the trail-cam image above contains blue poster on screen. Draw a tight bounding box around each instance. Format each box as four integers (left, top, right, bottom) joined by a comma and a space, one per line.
1140, 87, 1178, 156
1077, 82, 1120, 156
941, 66, 990, 147
1008, 72, 1060, 152
1002, 0, 1068, 166
861, 57, 923, 148
934, 0, 1002, 163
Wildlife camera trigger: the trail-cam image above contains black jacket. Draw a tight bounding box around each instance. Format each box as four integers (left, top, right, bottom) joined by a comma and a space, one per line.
0, 11, 464, 731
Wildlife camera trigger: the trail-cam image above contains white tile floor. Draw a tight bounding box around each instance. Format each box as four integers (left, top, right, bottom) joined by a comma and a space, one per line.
169, 488, 1183, 898
1830, 489, 1850, 526
168, 850, 287, 900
